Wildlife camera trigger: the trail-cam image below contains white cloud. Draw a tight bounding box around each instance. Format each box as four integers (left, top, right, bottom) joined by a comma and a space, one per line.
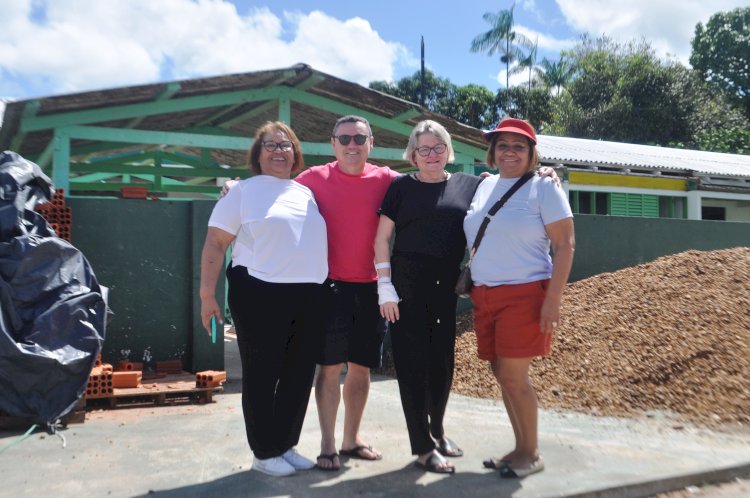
515, 25, 578, 55
289, 11, 414, 85
496, 63, 534, 89
555, 0, 748, 63
0, 0, 412, 98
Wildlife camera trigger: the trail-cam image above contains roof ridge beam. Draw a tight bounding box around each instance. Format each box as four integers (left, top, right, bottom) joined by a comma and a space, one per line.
21, 86, 285, 133
61, 125, 251, 149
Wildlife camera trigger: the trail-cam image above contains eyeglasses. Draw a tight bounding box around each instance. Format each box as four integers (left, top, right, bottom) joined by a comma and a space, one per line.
495, 143, 529, 153
333, 134, 369, 145
416, 143, 447, 157
261, 140, 293, 152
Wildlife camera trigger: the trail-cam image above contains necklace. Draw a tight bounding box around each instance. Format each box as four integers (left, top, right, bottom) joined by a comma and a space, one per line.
415, 170, 450, 183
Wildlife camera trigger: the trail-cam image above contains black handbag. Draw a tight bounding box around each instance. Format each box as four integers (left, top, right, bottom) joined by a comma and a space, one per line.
455, 172, 534, 298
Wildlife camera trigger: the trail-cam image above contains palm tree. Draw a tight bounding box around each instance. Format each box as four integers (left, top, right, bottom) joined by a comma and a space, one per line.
470, 3, 533, 90
510, 38, 539, 90
536, 56, 576, 97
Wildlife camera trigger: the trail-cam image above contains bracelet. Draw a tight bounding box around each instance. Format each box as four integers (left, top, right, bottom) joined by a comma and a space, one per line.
374, 262, 391, 270
378, 276, 391, 284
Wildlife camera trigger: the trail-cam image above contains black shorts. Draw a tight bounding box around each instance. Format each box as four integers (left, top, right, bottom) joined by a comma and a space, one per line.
318, 280, 387, 369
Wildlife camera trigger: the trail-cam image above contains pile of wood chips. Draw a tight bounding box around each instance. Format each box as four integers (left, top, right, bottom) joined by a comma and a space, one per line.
449, 247, 750, 431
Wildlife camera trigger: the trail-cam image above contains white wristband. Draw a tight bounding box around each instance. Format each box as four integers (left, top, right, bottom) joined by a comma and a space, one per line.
377, 281, 400, 305
374, 262, 391, 270
378, 276, 391, 284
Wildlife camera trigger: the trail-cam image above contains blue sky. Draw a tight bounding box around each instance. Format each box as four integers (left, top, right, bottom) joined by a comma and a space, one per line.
0, 0, 746, 121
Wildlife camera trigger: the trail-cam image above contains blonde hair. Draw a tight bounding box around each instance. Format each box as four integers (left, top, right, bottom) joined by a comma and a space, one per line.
403, 120, 455, 166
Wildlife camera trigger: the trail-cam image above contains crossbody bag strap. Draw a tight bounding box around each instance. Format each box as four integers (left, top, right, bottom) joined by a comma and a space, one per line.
467, 171, 535, 262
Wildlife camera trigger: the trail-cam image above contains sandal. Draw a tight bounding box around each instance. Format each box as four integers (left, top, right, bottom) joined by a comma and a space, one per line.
315, 453, 341, 471
339, 444, 382, 461
437, 437, 463, 458
498, 458, 545, 478
415, 452, 455, 474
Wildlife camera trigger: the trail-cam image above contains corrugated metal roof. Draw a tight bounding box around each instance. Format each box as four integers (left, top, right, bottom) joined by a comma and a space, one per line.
537, 135, 750, 179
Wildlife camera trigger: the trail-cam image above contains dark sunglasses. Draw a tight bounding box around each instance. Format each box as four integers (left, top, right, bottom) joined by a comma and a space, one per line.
333, 134, 369, 145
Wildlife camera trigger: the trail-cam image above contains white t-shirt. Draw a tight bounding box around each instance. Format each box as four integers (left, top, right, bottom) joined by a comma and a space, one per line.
463, 175, 572, 286
208, 175, 328, 284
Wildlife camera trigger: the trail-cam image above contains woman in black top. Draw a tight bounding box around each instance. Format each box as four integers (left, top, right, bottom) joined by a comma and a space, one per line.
373, 120, 481, 474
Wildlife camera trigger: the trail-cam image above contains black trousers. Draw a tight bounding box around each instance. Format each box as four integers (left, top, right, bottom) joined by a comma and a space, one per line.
391, 255, 458, 455
226, 265, 324, 459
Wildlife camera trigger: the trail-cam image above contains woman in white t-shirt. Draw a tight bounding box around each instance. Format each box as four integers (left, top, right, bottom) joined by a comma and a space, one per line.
463, 118, 575, 479
199, 121, 328, 478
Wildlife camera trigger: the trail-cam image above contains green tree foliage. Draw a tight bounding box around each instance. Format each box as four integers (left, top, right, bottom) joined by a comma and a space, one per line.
551, 36, 691, 145
690, 7, 750, 117
470, 3, 532, 91
668, 64, 750, 154
535, 56, 576, 97
370, 70, 454, 112
497, 87, 553, 130
370, 71, 497, 129
447, 84, 499, 130
549, 35, 750, 153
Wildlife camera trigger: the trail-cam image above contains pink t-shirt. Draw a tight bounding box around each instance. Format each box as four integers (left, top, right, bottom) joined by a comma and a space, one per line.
296, 161, 399, 282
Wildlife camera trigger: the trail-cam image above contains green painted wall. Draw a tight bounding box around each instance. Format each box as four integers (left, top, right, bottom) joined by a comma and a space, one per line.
68, 198, 224, 372
570, 214, 750, 282
67, 200, 749, 363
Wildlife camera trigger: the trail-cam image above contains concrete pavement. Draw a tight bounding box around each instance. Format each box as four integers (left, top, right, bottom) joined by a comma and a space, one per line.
1, 335, 748, 498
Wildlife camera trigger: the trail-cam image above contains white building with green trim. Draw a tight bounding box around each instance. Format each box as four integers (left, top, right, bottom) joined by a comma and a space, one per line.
538, 136, 750, 222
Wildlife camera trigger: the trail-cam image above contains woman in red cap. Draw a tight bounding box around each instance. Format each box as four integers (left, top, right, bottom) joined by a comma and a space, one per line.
463, 118, 575, 478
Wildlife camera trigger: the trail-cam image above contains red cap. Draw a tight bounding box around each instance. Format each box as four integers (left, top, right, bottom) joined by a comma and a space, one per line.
483, 118, 537, 144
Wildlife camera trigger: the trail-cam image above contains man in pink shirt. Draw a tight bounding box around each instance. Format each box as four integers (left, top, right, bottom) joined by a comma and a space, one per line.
295, 116, 399, 470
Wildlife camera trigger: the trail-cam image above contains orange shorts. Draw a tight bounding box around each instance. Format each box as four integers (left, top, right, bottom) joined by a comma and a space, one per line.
471, 279, 551, 361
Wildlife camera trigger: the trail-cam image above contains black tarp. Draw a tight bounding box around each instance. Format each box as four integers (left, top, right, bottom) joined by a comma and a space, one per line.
0, 151, 107, 428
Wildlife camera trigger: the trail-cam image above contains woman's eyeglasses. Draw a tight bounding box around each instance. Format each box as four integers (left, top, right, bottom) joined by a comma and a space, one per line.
416, 143, 447, 157
261, 141, 293, 152
333, 134, 369, 145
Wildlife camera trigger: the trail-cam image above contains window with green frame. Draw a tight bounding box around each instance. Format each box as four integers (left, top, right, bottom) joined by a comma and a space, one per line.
569, 191, 686, 218
569, 191, 608, 215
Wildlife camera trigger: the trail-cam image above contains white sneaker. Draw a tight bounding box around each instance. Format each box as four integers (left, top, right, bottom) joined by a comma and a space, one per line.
253, 456, 296, 477
282, 448, 316, 470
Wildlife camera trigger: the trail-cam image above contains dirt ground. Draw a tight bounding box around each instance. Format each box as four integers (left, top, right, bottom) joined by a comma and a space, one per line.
653, 477, 750, 497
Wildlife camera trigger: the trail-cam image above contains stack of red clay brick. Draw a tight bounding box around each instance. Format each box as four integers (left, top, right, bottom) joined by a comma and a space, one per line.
34, 188, 72, 242
195, 370, 226, 388
86, 355, 114, 398
113, 360, 144, 388
86, 356, 144, 398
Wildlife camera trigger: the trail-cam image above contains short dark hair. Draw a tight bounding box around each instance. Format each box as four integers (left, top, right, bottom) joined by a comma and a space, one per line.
247, 121, 304, 175
332, 115, 372, 137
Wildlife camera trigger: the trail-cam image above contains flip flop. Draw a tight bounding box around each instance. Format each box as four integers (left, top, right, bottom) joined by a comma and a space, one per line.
415, 453, 455, 474
498, 458, 545, 478
437, 437, 464, 458
315, 453, 340, 471
339, 444, 382, 461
